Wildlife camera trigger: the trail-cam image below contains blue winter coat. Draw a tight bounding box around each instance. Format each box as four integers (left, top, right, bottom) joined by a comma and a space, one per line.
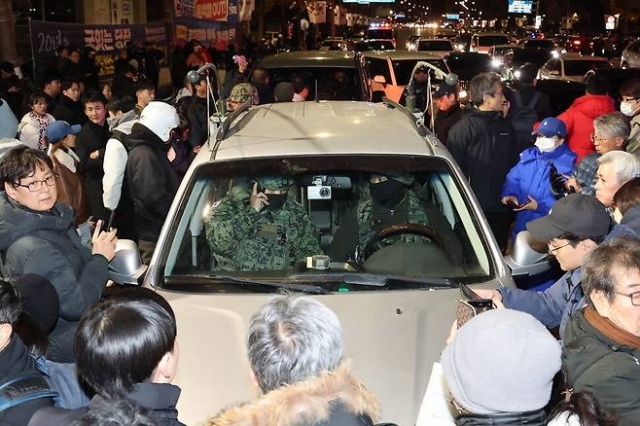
502, 144, 576, 237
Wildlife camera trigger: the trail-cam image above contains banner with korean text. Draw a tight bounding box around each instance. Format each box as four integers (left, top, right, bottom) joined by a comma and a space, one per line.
173, 0, 240, 49
29, 20, 168, 78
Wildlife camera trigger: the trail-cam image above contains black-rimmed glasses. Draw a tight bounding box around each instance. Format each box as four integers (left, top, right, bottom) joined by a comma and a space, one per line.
615, 291, 640, 306
14, 174, 58, 193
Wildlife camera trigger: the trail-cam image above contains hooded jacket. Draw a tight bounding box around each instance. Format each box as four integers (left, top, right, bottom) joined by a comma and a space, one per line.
206, 362, 379, 426
124, 123, 180, 242
75, 120, 110, 221
0, 194, 109, 362
557, 93, 615, 163
502, 143, 576, 237
563, 309, 640, 426
447, 108, 519, 212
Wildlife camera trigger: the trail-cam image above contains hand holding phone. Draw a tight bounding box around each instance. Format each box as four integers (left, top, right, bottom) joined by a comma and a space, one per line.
456, 283, 495, 328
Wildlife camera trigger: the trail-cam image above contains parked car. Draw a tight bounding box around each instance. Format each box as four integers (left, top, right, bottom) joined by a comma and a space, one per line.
415, 38, 455, 58
353, 39, 396, 51
471, 33, 512, 54
256, 50, 369, 101
117, 100, 520, 425
362, 50, 450, 102
537, 54, 613, 82
621, 39, 640, 69
443, 52, 493, 83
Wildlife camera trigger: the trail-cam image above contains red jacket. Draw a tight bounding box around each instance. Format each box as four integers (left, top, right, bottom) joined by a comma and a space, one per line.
557, 93, 615, 163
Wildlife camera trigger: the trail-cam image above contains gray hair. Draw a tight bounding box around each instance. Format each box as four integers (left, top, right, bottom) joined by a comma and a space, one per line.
598, 151, 640, 185
469, 73, 502, 107
582, 236, 640, 307
593, 112, 631, 140
247, 295, 343, 393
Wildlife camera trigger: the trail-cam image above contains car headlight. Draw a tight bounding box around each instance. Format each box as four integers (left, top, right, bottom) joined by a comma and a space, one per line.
514, 70, 522, 79
552, 51, 560, 58
491, 59, 502, 68
459, 89, 468, 99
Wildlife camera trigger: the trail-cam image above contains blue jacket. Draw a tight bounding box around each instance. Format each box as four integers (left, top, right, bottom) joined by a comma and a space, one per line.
502, 144, 576, 237
500, 267, 584, 339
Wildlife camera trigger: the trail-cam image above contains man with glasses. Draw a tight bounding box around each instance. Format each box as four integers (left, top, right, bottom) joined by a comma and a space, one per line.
447, 72, 519, 253
0, 146, 117, 362
474, 194, 611, 339
619, 78, 640, 157
564, 236, 640, 425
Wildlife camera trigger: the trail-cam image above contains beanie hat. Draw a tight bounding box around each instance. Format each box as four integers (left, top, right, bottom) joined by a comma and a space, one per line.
441, 309, 561, 415
140, 101, 180, 142
13, 274, 60, 333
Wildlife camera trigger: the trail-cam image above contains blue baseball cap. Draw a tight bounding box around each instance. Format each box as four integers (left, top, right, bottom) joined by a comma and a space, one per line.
45, 121, 81, 144
535, 117, 566, 138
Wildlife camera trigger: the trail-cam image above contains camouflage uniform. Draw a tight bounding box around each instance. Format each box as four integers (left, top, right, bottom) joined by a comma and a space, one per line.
205, 185, 321, 271
357, 191, 430, 245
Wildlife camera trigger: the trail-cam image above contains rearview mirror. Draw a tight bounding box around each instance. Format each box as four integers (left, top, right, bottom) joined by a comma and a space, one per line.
504, 231, 551, 277
109, 239, 147, 285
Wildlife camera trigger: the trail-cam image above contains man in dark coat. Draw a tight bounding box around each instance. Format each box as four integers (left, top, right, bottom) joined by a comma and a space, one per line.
0, 147, 117, 362
207, 296, 380, 426
74, 90, 110, 221
123, 101, 181, 263
447, 73, 519, 252
431, 82, 463, 144
40, 70, 62, 112
52, 79, 87, 126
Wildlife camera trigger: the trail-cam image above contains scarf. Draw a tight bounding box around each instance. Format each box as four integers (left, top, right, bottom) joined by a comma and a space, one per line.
28, 112, 50, 152
584, 305, 640, 351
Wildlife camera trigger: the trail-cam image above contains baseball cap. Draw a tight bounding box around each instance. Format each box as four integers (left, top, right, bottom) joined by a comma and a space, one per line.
433, 82, 457, 99
526, 193, 612, 241
140, 101, 180, 142
535, 117, 567, 138
45, 121, 81, 144
441, 309, 561, 415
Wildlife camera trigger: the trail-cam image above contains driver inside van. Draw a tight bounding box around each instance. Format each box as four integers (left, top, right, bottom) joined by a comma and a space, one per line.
205, 175, 321, 271
329, 173, 434, 261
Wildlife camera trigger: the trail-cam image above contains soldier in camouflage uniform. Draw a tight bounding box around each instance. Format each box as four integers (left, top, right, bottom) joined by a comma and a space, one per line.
328, 173, 431, 261
205, 176, 321, 271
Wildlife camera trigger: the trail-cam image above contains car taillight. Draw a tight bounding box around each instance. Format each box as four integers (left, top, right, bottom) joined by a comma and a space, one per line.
574, 40, 581, 45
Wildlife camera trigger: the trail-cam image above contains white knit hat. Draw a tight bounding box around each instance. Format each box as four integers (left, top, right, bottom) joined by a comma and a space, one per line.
441, 308, 561, 415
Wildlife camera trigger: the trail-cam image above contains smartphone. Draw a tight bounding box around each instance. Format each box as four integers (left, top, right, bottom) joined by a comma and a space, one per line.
507, 199, 526, 210
457, 283, 494, 328
101, 210, 115, 233
250, 180, 265, 194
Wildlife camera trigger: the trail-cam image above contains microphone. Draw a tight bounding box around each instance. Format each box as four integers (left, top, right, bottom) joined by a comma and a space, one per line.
196, 62, 217, 74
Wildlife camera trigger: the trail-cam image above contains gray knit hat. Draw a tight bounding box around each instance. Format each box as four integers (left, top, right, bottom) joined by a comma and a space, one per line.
441, 309, 561, 415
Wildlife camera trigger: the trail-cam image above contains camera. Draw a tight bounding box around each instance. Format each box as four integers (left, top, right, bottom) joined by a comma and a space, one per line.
307, 185, 332, 200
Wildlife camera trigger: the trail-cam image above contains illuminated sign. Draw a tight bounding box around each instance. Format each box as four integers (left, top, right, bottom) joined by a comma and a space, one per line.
508, 0, 533, 14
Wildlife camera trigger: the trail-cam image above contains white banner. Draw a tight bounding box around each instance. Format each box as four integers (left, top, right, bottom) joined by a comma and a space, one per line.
307, 1, 327, 24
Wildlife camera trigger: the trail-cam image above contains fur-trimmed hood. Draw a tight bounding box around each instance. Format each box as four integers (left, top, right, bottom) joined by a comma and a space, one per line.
207, 362, 380, 426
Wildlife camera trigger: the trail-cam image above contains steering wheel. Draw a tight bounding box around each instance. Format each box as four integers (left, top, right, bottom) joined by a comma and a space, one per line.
362, 223, 445, 260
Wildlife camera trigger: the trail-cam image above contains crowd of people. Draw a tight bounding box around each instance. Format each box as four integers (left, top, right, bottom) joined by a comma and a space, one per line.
0, 36, 640, 425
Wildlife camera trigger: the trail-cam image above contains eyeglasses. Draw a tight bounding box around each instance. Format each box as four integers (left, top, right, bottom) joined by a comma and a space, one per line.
548, 242, 572, 252
614, 290, 640, 306
491, 91, 504, 98
590, 134, 609, 143
14, 174, 58, 193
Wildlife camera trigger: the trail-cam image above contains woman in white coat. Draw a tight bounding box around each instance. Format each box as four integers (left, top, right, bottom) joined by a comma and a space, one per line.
18, 92, 55, 151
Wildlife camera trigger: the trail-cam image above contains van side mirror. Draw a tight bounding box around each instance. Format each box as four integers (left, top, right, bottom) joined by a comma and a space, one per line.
109, 239, 148, 285
504, 231, 551, 277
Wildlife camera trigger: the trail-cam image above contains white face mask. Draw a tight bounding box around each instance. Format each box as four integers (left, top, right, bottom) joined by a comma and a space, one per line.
535, 136, 558, 152
620, 101, 637, 117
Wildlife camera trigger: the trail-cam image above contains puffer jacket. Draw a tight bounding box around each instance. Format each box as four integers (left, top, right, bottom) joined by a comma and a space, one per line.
447, 108, 520, 213
502, 143, 576, 237
557, 93, 615, 163
0, 194, 109, 362
123, 123, 180, 242
563, 309, 640, 426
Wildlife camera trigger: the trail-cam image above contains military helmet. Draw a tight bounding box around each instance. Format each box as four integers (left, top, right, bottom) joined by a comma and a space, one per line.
229, 83, 259, 105
255, 175, 294, 191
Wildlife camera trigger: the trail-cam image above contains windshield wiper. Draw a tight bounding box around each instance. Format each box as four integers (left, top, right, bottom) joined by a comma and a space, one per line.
287, 272, 456, 289
168, 274, 330, 295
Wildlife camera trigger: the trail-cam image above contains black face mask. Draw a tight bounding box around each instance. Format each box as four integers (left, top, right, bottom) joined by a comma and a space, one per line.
370, 179, 405, 209
267, 193, 287, 211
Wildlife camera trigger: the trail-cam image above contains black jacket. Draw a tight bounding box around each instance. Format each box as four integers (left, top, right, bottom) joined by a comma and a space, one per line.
184, 95, 216, 149
509, 85, 552, 121
52, 96, 87, 126
41, 92, 60, 113
75, 120, 110, 220
112, 73, 136, 100
0, 195, 109, 362
0, 337, 55, 426
433, 103, 463, 144
124, 123, 180, 241
447, 108, 519, 212
27, 383, 185, 426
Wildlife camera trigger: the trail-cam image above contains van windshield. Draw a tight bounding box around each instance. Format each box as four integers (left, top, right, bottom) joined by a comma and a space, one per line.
155, 155, 494, 292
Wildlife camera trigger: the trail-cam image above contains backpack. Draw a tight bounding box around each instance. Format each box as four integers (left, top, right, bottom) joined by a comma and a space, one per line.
511, 91, 541, 152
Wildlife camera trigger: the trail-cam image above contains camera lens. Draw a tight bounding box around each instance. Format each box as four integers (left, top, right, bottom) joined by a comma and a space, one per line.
319, 187, 330, 197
